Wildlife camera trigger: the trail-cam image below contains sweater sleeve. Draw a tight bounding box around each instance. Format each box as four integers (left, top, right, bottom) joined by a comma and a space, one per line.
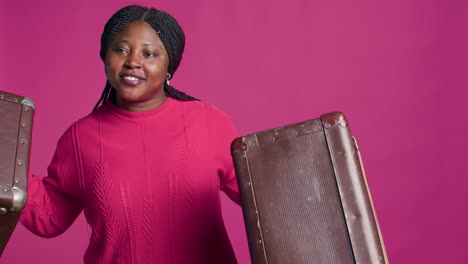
214, 110, 242, 206
20, 126, 84, 238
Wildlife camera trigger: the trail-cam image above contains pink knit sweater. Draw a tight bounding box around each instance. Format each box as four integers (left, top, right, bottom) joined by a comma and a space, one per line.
20, 97, 241, 264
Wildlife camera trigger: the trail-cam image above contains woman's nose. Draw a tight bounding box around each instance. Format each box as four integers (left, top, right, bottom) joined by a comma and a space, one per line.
124, 53, 142, 69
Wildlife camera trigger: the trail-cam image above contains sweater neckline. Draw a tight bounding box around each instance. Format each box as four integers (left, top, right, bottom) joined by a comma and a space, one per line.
104, 97, 174, 119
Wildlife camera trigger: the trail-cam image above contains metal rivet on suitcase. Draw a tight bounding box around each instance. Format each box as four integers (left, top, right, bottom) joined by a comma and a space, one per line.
24, 108, 29, 112
270, 137, 275, 141
13, 98, 18, 102
3, 189, 8, 192
257, 240, 262, 244
21, 122, 26, 127
17, 161, 22, 166
0, 208, 7, 215
19, 140, 25, 144
293, 131, 298, 135
0, 95, 3, 99
14, 179, 19, 183
250, 142, 255, 146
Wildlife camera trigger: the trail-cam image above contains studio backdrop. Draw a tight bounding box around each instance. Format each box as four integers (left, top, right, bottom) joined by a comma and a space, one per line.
1, 0, 467, 263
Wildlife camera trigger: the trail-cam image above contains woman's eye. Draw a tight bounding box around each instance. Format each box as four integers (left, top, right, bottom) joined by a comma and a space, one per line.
145, 52, 156, 57
113, 48, 128, 54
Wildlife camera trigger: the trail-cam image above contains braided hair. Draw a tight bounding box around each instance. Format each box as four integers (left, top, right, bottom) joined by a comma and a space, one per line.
93, 5, 198, 111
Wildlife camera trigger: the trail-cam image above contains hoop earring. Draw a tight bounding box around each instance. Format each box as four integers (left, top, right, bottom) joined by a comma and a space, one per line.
166, 73, 171, 86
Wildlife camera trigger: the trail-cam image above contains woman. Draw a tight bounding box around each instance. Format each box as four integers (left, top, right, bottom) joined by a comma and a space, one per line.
20, 5, 241, 264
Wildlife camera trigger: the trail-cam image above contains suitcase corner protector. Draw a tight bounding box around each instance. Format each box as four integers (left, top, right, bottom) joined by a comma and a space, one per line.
21, 97, 36, 110
320, 111, 349, 128
231, 137, 246, 152
11, 187, 27, 212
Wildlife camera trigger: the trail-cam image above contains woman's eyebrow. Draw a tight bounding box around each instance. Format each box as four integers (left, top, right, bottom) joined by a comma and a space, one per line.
117, 39, 156, 46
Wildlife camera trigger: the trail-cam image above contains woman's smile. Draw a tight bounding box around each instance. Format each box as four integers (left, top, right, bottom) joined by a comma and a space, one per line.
120, 72, 145, 86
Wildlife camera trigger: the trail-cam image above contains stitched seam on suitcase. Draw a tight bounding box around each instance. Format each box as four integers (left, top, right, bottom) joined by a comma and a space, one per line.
14, 100, 28, 210
244, 148, 269, 264
323, 127, 357, 263
13, 101, 21, 189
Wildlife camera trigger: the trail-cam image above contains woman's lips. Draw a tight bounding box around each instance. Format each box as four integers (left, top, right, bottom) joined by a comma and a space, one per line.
120, 73, 145, 86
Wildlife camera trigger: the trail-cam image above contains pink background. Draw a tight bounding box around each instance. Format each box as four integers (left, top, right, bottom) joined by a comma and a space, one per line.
2, 0, 468, 263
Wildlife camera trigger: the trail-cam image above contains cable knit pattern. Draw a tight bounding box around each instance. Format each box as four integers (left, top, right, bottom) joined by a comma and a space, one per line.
20, 97, 241, 264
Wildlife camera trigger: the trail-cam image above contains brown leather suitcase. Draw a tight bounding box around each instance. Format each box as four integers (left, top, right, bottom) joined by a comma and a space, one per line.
231, 112, 388, 264
0, 91, 34, 256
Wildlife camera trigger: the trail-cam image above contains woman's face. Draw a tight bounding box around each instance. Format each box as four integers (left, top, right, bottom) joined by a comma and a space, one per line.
104, 21, 169, 112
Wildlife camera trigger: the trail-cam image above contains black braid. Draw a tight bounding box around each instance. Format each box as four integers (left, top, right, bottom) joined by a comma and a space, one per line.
93, 5, 198, 111
164, 82, 198, 101
93, 81, 112, 110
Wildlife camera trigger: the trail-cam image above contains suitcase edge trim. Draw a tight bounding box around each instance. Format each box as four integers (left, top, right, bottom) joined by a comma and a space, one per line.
231, 136, 270, 264
321, 112, 388, 264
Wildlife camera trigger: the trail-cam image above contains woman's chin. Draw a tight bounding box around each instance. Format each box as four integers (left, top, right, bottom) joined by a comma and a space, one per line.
116, 89, 143, 102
